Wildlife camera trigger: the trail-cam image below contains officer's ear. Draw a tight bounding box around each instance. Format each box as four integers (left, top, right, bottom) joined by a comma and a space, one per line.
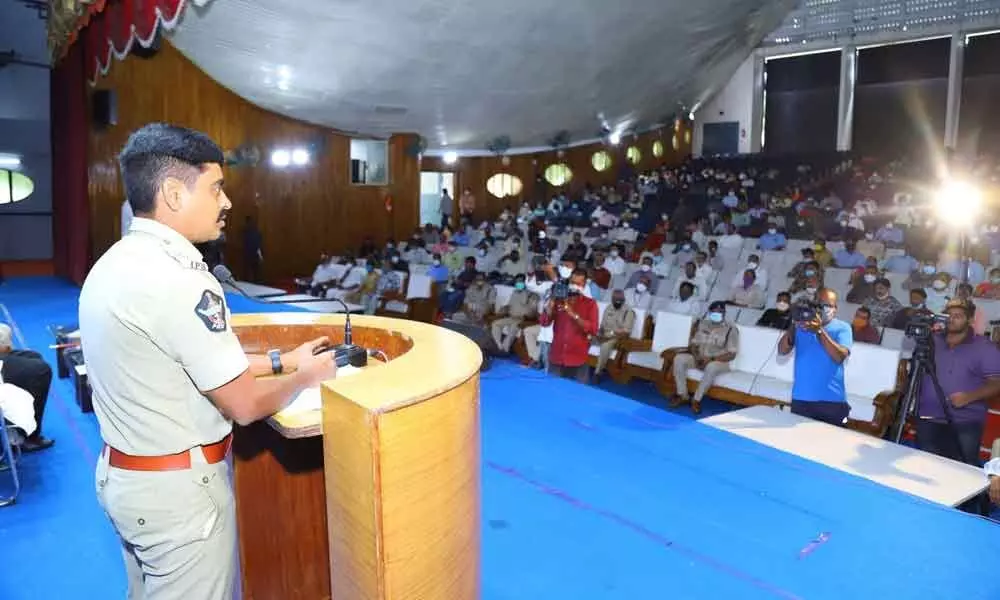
160, 177, 188, 212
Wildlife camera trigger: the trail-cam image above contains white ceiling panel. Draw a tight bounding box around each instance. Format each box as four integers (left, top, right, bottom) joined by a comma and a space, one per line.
169, 0, 797, 151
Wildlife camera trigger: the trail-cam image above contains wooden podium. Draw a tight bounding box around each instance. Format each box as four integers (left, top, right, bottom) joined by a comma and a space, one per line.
230, 313, 483, 600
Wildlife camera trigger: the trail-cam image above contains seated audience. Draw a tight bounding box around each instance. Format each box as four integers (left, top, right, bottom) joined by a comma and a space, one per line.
625, 274, 655, 312
884, 246, 919, 274
717, 224, 743, 251
626, 256, 660, 294
325, 258, 368, 300
757, 292, 793, 330
834, 239, 866, 269
925, 272, 952, 313
670, 301, 739, 415
812, 239, 834, 268
851, 307, 881, 344
672, 262, 706, 299
903, 260, 939, 290
592, 289, 636, 384
857, 231, 885, 260
589, 253, 612, 293
0, 323, 54, 451
757, 225, 786, 250
729, 254, 768, 290
974, 268, 1000, 299
845, 265, 879, 303
890, 288, 930, 329
604, 245, 626, 275
706, 240, 724, 271
427, 254, 450, 283
365, 258, 403, 315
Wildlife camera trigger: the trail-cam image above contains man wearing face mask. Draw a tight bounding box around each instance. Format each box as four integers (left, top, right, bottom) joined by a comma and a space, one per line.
834, 240, 866, 269
604, 245, 626, 276
890, 288, 930, 329
857, 230, 885, 261
625, 274, 655, 312
452, 271, 496, 326
438, 256, 479, 317
779, 288, 853, 426
729, 254, 768, 290
728, 269, 766, 309
757, 226, 786, 251
672, 261, 704, 300
812, 239, 833, 268
366, 257, 404, 315
757, 291, 793, 330
490, 274, 539, 353
563, 232, 588, 263
862, 278, 902, 328
925, 273, 952, 313
626, 257, 660, 294
670, 301, 739, 415
903, 260, 938, 290
851, 307, 881, 344
427, 253, 450, 283
324, 256, 368, 301
538, 267, 598, 382
498, 249, 526, 281
592, 290, 635, 384
846, 265, 880, 303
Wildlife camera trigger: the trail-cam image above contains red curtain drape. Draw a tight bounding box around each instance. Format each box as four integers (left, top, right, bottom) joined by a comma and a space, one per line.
51, 41, 91, 286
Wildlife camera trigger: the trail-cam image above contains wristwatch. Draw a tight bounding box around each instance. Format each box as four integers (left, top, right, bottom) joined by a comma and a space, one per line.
268, 349, 283, 375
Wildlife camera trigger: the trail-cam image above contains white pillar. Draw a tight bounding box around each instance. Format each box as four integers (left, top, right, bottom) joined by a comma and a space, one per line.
944, 32, 965, 150
749, 52, 765, 154
836, 45, 857, 152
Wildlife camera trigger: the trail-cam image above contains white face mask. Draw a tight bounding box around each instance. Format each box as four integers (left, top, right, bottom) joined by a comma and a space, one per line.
558, 265, 572, 279
865, 233, 874, 240
768, 228, 776, 235
641, 264, 651, 272
569, 284, 584, 294
708, 312, 724, 323
863, 274, 876, 283
932, 280, 947, 290
747, 262, 758, 270
478, 249, 487, 256
805, 287, 817, 295
636, 283, 648, 293
538, 231, 546, 239
432, 259, 441, 266
610, 250, 619, 257
776, 301, 790, 311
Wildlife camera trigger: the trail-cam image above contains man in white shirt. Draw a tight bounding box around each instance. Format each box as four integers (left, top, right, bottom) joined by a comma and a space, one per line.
728, 269, 766, 309
604, 247, 626, 276
672, 262, 706, 299
729, 254, 768, 290
693, 252, 713, 282
624, 274, 654, 312
718, 224, 743, 251
325, 259, 368, 300
666, 281, 703, 317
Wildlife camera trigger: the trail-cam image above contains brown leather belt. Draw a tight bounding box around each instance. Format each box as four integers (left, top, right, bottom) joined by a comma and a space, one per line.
106, 434, 232, 472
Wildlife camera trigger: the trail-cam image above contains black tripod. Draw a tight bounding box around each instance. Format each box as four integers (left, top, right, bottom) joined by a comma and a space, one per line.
888, 337, 968, 465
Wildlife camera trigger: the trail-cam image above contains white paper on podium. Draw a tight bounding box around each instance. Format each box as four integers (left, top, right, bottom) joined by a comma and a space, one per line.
278, 365, 362, 416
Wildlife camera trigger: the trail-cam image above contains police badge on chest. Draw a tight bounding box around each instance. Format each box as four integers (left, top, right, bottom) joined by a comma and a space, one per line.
195, 290, 227, 332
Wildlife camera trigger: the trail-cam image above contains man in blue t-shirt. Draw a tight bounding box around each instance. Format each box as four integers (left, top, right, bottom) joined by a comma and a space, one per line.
778, 288, 854, 426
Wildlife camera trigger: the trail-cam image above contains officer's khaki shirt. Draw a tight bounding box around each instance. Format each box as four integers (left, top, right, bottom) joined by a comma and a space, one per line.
505, 289, 538, 320
691, 319, 739, 360
599, 305, 635, 339
79, 218, 249, 456
463, 283, 496, 318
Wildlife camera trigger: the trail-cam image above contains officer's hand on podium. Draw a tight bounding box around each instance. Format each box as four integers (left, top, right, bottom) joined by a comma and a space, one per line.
286, 337, 332, 372
298, 348, 338, 386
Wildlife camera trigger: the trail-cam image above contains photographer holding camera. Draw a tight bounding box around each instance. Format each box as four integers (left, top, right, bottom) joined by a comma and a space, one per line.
778, 288, 854, 426
538, 267, 598, 383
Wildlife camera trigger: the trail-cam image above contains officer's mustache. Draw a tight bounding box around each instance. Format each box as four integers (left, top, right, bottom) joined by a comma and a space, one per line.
217, 210, 229, 223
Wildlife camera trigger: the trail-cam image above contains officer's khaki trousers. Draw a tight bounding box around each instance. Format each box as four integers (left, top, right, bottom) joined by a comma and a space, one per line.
594, 339, 618, 374
490, 317, 522, 352
95, 448, 237, 600
672, 353, 730, 403
522, 325, 541, 360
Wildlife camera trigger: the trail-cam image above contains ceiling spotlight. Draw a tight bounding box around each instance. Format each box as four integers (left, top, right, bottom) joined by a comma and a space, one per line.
0, 154, 21, 168
270, 149, 290, 167
443, 151, 459, 165
291, 148, 310, 165
608, 132, 621, 146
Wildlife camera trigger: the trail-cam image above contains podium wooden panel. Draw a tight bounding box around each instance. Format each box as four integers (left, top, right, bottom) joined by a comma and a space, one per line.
230, 313, 482, 600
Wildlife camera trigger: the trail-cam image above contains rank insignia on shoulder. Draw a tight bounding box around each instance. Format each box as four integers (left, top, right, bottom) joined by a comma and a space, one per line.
195, 290, 227, 332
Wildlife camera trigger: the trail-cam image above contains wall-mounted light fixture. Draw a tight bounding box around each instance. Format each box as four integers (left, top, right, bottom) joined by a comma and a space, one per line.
270, 147, 310, 168
0, 154, 22, 169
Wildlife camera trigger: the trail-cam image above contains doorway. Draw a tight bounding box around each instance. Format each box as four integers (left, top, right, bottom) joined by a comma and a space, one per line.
420, 171, 455, 228
702, 121, 740, 156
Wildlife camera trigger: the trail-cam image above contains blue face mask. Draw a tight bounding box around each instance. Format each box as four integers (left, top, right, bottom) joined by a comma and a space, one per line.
708, 312, 724, 323
515, 281, 526, 291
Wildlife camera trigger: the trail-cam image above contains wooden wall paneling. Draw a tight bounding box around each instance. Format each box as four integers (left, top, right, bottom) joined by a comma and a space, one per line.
86, 41, 422, 282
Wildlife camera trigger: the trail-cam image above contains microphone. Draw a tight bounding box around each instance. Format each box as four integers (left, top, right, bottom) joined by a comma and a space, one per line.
211, 264, 367, 368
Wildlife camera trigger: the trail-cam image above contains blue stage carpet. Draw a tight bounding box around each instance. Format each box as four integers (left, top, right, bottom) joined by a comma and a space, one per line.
2, 276, 1000, 599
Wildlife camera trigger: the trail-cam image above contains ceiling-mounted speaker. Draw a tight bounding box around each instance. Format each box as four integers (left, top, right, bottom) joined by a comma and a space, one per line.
132, 30, 162, 60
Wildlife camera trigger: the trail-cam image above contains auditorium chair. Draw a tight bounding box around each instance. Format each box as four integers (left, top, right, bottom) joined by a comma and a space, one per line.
618, 311, 695, 395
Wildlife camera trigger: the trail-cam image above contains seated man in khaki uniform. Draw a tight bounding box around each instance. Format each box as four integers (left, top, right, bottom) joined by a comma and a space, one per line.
670, 300, 739, 414
452, 271, 496, 326
592, 289, 635, 384
491, 274, 538, 352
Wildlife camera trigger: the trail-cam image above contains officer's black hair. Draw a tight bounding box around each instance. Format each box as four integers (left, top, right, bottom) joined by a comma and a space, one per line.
118, 123, 225, 215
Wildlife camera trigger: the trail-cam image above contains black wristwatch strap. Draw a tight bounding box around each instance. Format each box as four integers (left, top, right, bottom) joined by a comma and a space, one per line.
268, 349, 283, 375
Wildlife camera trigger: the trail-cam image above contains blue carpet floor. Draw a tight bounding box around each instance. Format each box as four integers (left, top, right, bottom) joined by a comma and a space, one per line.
2, 277, 1000, 599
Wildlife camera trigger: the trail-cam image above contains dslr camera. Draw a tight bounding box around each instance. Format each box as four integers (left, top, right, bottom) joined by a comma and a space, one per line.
551, 279, 570, 300
905, 311, 947, 341
791, 299, 822, 323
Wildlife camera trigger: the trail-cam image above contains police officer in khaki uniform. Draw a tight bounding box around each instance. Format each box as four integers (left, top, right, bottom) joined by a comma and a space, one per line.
592, 289, 635, 383
490, 273, 538, 352
452, 271, 496, 326
670, 301, 739, 414
79, 124, 338, 600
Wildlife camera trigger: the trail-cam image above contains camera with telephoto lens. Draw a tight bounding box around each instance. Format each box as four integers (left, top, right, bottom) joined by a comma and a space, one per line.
791, 299, 822, 323
905, 311, 948, 341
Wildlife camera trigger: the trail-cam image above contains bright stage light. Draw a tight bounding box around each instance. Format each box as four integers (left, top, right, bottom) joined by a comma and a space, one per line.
934, 180, 981, 227
608, 132, 621, 145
